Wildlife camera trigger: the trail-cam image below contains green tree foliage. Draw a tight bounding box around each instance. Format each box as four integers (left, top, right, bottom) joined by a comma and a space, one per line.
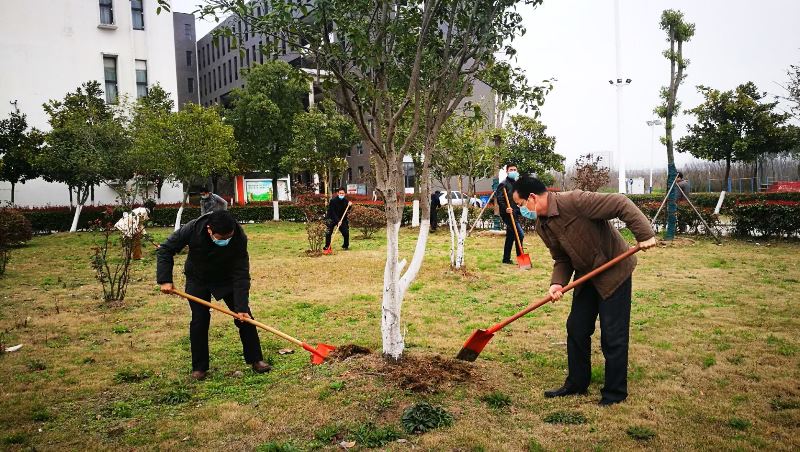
502, 114, 564, 178
283, 98, 360, 197
0, 111, 43, 205
432, 113, 494, 196
678, 82, 797, 183
128, 84, 175, 202
655, 9, 695, 240
227, 61, 310, 196
40, 81, 129, 208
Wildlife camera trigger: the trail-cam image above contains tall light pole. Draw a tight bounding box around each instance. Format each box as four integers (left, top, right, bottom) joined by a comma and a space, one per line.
646, 119, 663, 193
610, 0, 631, 193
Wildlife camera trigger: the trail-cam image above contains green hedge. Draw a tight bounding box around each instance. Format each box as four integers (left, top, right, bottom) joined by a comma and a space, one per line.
627, 192, 800, 215
731, 202, 800, 238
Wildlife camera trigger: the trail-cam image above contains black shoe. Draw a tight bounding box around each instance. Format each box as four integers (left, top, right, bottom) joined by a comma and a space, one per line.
342, 246, 349, 250
598, 398, 625, 407
191, 370, 207, 381
502, 260, 514, 265
544, 385, 587, 398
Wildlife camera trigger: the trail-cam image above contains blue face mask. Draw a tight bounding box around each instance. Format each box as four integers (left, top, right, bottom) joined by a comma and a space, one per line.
508, 171, 519, 181
338, 195, 345, 200
520, 205, 537, 220
212, 236, 232, 247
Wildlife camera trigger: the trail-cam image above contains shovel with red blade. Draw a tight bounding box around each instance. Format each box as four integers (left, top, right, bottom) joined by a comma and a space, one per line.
456, 246, 641, 362
171, 289, 335, 364
502, 187, 531, 269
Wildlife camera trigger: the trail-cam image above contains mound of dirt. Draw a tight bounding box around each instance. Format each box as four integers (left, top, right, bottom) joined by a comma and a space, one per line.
327, 344, 371, 361
341, 353, 473, 393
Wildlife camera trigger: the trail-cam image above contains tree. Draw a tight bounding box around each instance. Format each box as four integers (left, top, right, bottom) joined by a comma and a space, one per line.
655, 9, 694, 240
283, 98, 360, 198
677, 82, 797, 184
128, 84, 175, 203
502, 115, 564, 178
0, 111, 43, 205
170, 0, 550, 360
572, 154, 610, 192
40, 81, 128, 231
163, 103, 236, 229
432, 113, 494, 270
227, 60, 310, 199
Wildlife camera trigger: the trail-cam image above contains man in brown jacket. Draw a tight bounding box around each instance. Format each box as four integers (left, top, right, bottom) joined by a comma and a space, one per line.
512, 176, 657, 406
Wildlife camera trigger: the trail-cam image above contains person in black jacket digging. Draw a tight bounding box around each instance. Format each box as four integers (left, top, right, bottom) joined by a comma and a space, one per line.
325, 188, 352, 251
156, 210, 270, 380
496, 164, 524, 264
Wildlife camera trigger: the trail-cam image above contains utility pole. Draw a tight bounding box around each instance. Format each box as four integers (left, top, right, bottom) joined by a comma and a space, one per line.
610, 0, 631, 193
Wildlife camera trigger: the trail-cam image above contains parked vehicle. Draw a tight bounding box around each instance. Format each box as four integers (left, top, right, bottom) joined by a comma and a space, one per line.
438, 190, 484, 207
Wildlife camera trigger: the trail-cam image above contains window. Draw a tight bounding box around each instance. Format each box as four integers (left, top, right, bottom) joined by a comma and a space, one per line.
213, 69, 216, 90
99, 0, 114, 25
188, 78, 194, 93
252, 45, 257, 64
233, 56, 238, 80
135, 60, 148, 98
131, 0, 144, 30
259, 42, 264, 64
347, 168, 353, 183
281, 36, 287, 55
246, 48, 250, 67
228, 60, 232, 83
199, 75, 203, 96
184, 23, 192, 39
186, 50, 192, 66
357, 143, 363, 155
103, 56, 118, 103
358, 166, 365, 179
403, 162, 415, 189
211, 43, 215, 62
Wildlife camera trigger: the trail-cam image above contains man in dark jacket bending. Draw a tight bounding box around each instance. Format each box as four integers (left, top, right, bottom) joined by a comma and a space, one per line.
157, 210, 269, 380
325, 188, 352, 250
512, 176, 657, 406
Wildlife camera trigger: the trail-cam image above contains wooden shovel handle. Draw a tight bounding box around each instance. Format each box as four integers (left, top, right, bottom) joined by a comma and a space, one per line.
170, 288, 303, 347
488, 246, 641, 333
502, 187, 525, 253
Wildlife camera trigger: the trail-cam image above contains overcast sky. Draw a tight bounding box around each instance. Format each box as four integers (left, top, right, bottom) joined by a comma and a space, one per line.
172, 0, 800, 171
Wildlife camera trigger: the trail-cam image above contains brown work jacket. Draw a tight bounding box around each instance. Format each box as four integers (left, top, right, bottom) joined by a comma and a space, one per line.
536, 190, 655, 300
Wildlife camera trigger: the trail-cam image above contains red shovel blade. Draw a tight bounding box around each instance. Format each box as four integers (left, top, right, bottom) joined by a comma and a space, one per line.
517, 253, 532, 270
455, 328, 495, 362
302, 342, 336, 365
322, 247, 333, 255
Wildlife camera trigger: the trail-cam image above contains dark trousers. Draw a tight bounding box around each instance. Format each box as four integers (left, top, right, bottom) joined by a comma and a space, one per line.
502, 215, 524, 261
430, 209, 438, 231
325, 223, 349, 248
185, 279, 263, 372
565, 277, 632, 402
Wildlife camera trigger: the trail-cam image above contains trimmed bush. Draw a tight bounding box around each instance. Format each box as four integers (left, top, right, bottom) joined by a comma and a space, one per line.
349, 205, 385, 238
0, 208, 33, 245
731, 202, 800, 238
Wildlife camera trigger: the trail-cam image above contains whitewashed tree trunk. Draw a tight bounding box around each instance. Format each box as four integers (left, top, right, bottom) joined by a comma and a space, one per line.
411, 199, 420, 227
69, 204, 83, 232
174, 188, 189, 231
273, 200, 280, 221
447, 204, 456, 266
455, 202, 469, 269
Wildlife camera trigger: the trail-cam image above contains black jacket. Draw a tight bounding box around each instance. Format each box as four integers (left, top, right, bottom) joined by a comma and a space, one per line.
430, 193, 441, 210
327, 197, 350, 226
156, 216, 251, 312
495, 177, 521, 223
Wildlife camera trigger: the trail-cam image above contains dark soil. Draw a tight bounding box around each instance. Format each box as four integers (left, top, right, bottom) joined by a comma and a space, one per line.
327, 344, 372, 361
341, 353, 474, 393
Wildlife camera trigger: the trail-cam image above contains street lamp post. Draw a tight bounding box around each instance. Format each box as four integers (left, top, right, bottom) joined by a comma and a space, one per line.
646, 119, 663, 194
611, 0, 631, 193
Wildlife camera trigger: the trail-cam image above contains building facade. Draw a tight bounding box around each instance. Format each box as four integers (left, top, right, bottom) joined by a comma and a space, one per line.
173, 12, 199, 108
0, 0, 185, 206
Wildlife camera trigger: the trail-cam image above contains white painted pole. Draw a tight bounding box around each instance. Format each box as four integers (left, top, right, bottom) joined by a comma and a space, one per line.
649, 124, 654, 194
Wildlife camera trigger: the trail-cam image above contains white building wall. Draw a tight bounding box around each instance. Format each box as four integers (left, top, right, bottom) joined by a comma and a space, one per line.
0, 0, 183, 207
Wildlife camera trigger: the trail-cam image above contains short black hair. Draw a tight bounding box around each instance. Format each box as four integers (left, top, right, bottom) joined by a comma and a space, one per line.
677, 172, 684, 179
506, 162, 518, 169
336, 187, 346, 192
207, 210, 237, 235
513, 176, 547, 199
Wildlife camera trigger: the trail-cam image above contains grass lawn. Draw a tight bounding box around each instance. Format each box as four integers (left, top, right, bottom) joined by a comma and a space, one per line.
1, 222, 798, 450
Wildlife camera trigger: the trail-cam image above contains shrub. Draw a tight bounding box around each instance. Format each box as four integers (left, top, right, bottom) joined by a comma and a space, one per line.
0, 207, 33, 245
349, 205, 385, 238
731, 202, 800, 238
90, 208, 138, 302
306, 221, 327, 253
401, 402, 454, 434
